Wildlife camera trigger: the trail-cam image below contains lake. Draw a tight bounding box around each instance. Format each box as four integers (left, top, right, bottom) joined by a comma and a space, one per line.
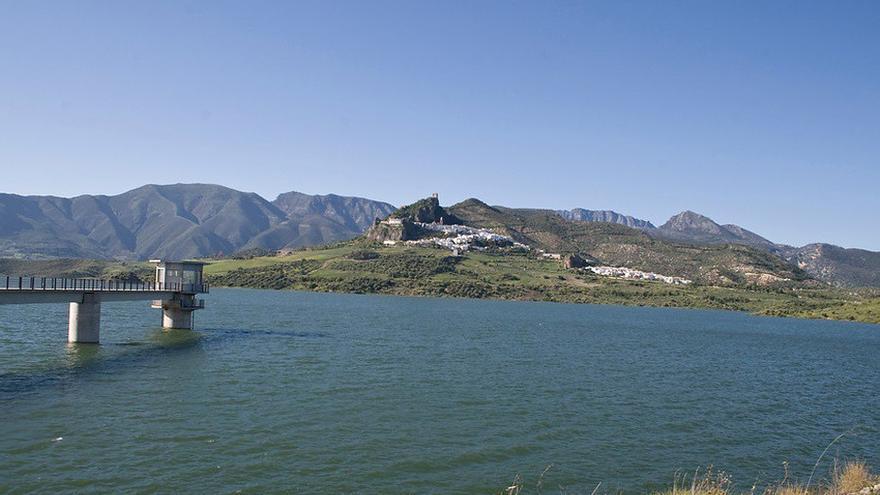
1, 288, 878, 493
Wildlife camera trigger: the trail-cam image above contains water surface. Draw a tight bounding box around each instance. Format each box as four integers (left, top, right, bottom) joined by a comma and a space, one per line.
1, 289, 877, 493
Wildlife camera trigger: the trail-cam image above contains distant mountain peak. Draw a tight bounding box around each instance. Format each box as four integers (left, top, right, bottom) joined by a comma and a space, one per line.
660, 210, 725, 234
653, 210, 778, 255
665, 210, 713, 223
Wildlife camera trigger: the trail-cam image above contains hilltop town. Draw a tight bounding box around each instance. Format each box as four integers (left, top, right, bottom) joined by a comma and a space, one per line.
374, 207, 692, 286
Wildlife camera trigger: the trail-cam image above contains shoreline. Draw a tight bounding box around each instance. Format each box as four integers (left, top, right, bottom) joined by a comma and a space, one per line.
205, 282, 880, 326
2, 247, 877, 326
201, 244, 880, 325
197, 244, 879, 327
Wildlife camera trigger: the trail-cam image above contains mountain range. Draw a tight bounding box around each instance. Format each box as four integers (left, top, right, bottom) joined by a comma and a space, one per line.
0, 184, 877, 287
0, 184, 394, 260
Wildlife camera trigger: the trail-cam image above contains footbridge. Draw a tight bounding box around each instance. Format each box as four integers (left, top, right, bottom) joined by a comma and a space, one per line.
0, 261, 208, 343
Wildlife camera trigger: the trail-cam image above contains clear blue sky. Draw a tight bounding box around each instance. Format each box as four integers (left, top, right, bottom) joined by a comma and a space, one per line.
1, 1, 878, 249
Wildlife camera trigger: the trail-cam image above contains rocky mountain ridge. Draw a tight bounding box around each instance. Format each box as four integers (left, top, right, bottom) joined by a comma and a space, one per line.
556, 208, 655, 229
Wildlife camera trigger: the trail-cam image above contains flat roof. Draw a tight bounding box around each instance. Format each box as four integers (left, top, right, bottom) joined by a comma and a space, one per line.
151, 260, 209, 266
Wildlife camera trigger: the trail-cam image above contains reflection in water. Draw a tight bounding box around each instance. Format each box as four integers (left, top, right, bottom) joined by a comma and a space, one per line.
145, 328, 203, 348
1, 329, 205, 398
63, 342, 101, 369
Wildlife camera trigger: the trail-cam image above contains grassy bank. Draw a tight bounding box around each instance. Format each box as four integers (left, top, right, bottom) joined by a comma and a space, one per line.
202, 244, 880, 325
502, 461, 879, 495
797, 299, 880, 324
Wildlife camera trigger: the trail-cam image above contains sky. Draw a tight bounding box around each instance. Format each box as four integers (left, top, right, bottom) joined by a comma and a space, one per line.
0, 1, 878, 249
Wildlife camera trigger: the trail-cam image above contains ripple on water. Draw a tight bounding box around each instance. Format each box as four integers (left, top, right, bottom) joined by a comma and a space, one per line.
1, 289, 879, 493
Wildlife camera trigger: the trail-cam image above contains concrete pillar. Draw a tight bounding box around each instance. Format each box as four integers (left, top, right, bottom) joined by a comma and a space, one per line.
69, 293, 101, 343
162, 306, 194, 330
161, 294, 194, 330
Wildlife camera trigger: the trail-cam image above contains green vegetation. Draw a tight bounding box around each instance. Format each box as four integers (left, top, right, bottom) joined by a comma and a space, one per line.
796, 298, 880, 323
3, 239, 875, 325
202, 243, 880, 325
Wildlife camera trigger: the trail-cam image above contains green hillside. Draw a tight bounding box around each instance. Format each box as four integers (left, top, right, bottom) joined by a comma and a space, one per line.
202, 243, 879, 324
797, 297, 880, 322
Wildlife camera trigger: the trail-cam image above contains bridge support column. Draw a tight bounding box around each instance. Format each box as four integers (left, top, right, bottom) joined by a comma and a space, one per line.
163, 307, 193, 330
161, 295, 194, 330
69, 293, 101, 344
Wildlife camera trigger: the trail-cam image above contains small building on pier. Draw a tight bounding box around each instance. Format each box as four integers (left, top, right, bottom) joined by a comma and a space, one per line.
150, 260, 206, 293
0, 260, 209, 344
149, 260, 207, 331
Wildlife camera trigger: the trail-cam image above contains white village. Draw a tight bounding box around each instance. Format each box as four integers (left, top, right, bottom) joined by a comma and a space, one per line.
582, 265, 692, 285
379, 217, 692, 285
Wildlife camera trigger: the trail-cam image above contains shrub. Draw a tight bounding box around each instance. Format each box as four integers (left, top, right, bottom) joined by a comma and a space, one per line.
834, 461, 874, 494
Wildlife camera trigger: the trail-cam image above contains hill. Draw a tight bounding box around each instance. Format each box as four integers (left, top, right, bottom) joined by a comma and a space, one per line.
644, 210, 880, 287
389, 195, 461, 224
782, 243, 880, 288
0, 184, 394, 260
554, 206, 880, 287
448, 199, 808, 287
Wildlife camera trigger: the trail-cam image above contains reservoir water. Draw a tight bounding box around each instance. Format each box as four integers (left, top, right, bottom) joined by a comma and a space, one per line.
1, 288, 878, 493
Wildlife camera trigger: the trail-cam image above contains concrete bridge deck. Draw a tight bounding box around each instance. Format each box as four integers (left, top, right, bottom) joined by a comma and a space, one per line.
0, 276, 207, 304
0, 261, 208, 343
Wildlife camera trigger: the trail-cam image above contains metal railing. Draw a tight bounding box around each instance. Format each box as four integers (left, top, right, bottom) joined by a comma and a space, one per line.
152, 299, 207, 309
0, 276, 209, 294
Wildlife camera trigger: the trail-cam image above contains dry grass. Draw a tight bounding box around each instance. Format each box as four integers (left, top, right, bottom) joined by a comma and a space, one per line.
768, 486, 810, 495
833, 461, 875, 494
655, 466, 732, 495
499, 461, 878, 495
